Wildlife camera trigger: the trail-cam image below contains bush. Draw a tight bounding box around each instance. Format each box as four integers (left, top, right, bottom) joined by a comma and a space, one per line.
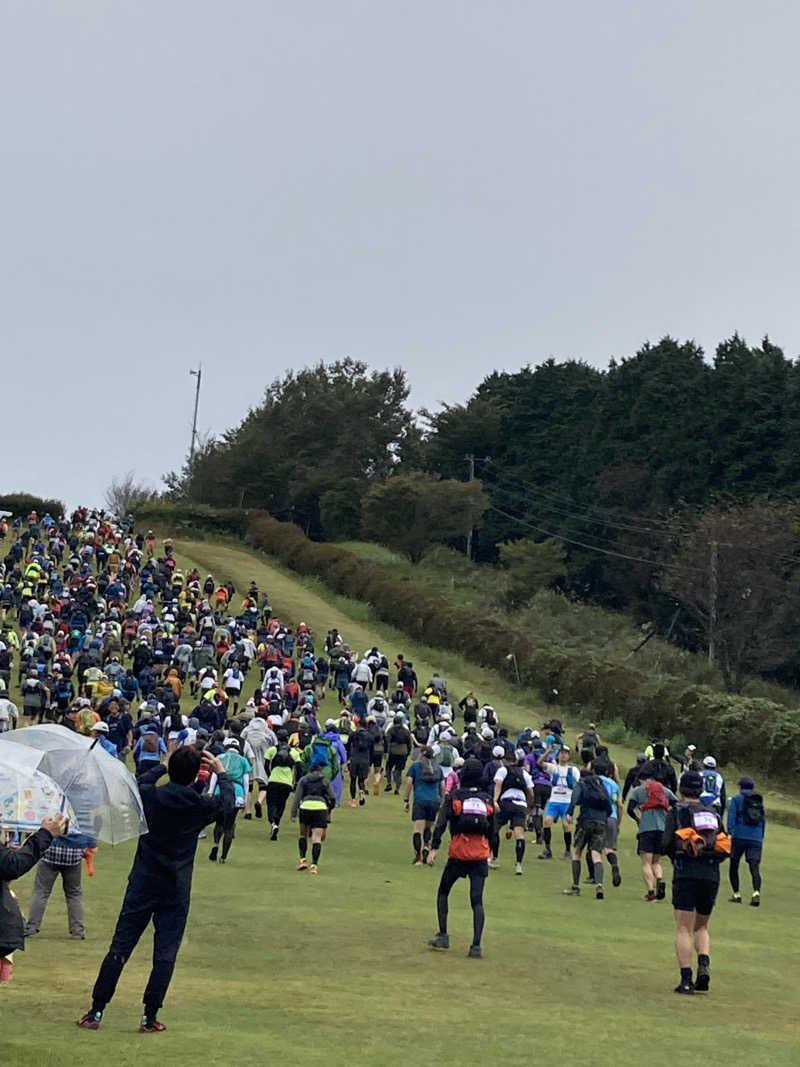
135, 502, 248, 538
0, 493, 65, 519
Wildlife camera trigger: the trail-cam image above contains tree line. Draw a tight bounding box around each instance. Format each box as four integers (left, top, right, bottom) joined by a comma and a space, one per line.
165, 335, 800, 691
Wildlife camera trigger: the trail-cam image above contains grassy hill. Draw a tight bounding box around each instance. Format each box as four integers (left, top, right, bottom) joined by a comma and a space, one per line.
2, 536, 799, 1066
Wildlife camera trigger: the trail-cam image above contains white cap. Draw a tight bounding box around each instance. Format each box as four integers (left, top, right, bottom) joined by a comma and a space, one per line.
223, 736, 240, 747
703, 755, 716, 768
481, 725, 494, 739
492, 745, 505, 757
91, 721, 109, 733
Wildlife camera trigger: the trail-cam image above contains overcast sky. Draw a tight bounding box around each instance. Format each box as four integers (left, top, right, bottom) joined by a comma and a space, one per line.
3, 2, 798, 506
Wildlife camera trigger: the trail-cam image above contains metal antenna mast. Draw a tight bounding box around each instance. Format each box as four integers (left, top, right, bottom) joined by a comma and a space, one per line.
189, 366, 202, 463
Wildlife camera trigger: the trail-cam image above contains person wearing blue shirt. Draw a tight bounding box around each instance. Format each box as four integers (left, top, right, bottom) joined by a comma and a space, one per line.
727, 775, 765, 907
403, 747, 445, 866
90, 721, 118, 757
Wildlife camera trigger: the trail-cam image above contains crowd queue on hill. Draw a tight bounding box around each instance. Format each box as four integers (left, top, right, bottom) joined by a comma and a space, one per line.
0, 508, 767, 1031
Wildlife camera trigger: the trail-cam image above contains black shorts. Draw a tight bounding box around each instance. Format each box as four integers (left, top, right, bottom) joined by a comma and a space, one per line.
573, 818, 607, 854
371, 755, 384, 769
533, 782, 551, 809
442, 858, 489, 879
496, 805, 527, 830
299, 808, 329, 830
412, 800, 440, 823
672, 877, 719, 915
637, 829, 664, 855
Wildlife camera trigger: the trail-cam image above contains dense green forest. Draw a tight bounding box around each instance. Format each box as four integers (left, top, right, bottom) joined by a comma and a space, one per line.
166, 335, 800, 690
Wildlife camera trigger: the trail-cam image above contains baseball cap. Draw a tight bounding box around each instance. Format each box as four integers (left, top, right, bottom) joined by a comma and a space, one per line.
492, 745, 505, 757
223, 737, 240, 747
91, 721, 109, 733
703, 755, 716, 768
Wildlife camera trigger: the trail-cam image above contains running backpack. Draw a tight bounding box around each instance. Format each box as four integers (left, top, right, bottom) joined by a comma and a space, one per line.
310, 738, 333, 769
142, 732, 159, 753
437, 742, 455, 768
451, 791, 494, 835
272, 742, 295, 769
641, 780, 670, 811
742, 792, 765, 826
500, 765, 527, 798
579, 774, 612, 815
351, 730, 372, 757
420, 757, 441, 783
675, 804, 731, 858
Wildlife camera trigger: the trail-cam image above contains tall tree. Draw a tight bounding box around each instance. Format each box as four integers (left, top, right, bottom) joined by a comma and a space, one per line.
172, 359, 413, 536
361, 471, 488, 563
664, 501, 800, 691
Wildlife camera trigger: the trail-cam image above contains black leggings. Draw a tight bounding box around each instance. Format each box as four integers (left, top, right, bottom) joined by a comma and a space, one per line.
730, 840, 762, 892
266, 782, 292, 826
436, 861, 486, 947
213, 809, 238, 860
349, 763, 368, 797
385, 754, 406, 788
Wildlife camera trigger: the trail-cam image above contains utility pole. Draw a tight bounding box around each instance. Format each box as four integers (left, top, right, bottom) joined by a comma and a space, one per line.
464, 453, 488, 560
189, 366, 202, 463
465, 454, 475, 559
708, 540, 718, 664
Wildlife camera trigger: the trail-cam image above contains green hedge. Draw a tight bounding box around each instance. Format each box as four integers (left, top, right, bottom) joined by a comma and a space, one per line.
135, 502, 249, 538
0, 493, 64, 519
241, 513, 800, 777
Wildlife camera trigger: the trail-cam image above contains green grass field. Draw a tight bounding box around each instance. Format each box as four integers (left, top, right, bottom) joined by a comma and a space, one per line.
1, 538, 799, 1067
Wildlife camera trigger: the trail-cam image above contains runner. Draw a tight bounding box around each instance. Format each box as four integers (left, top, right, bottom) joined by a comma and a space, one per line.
384, 713, 412, 794
347, 719, 374, 808
627, 763, 677, 901
208, 737, 251, 865
563, 767, 613, 898
662, 770, 731, 994
291, 763, 336, 874
264, 729, 301, 840
727, 775, 765, 907
491, 750, 533, 875
426, 757, 494, 958
537, 744, 579, 860
403, 746, 445, 866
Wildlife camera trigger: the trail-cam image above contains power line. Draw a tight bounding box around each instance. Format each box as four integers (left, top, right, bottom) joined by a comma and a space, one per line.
487, 503, 706, 574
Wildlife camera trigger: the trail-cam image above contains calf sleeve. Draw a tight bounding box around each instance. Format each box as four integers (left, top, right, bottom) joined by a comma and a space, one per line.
515, 839, 525, 863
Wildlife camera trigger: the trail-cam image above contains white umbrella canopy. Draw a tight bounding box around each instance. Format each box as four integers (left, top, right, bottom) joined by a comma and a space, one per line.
0, 749, 78, 832
2, 724, 147, 844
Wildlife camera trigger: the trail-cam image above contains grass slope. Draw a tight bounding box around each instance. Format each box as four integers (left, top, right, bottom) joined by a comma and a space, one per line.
1, 538, 798, 1066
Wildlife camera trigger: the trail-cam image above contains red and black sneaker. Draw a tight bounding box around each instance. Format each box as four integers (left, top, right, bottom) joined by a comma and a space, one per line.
139, 1015, 167, 1033
76, 1011, 103, 1030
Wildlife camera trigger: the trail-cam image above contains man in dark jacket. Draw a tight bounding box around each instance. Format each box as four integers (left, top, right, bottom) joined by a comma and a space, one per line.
77, 747, 233, 1032
1, 812, 67, 975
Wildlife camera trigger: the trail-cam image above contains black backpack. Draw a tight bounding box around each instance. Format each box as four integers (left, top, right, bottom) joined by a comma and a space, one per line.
500, 765, 528, 799
352, 730, 372, 757
271, 742, 294, 769
742, 792, 765, 826
579, 774, 612, 816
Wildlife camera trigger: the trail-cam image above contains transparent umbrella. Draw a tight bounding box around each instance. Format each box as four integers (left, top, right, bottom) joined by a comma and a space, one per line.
2, 724, 147, 844
0, 748, 78, 832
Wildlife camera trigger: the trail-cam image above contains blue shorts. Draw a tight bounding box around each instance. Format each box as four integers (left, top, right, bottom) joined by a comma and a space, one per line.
544, 800, 571, 822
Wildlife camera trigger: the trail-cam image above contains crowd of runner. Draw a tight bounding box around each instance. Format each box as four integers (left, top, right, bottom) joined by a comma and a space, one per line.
0, 508, 768, 1022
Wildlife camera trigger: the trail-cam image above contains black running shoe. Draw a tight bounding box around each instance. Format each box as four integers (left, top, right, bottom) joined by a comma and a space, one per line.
428, 933, 450, 950
208, 846, 218, 862
612, 866, 622, 888
595, 885, 604, 900
674, 981, 695, 995
695, 971, 710, 992
254, 802, 263, 819
656, 879, 666, 900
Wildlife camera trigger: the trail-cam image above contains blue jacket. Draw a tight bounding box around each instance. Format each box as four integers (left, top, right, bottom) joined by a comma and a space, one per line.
727, 791, 765, 843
